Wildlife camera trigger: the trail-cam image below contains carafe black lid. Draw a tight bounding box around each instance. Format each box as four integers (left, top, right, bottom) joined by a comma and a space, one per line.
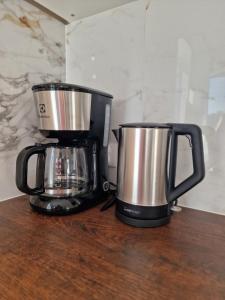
120, 123, 171, 128
32, 82, 113, 98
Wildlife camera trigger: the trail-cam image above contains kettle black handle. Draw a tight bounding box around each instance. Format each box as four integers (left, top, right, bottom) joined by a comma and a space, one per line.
167, 124, 205, 202
16, 145, 46, 195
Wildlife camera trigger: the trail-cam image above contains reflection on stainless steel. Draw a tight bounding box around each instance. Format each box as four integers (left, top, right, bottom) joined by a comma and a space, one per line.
117, 127, 169, 206
33, 90, 92, 131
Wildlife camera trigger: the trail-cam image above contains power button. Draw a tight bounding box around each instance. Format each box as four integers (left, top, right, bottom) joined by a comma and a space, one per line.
103, 181, 110, 192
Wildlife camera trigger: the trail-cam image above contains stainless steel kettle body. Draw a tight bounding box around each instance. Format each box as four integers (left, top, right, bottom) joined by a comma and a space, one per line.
113, 123, 205, 227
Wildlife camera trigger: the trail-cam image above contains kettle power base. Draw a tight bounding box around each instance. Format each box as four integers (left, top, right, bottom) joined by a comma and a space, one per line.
116, 211, 170, 228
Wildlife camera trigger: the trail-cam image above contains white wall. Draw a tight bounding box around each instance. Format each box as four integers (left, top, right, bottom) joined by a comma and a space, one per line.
66, 0, 225, 215
0, 0, 65, 200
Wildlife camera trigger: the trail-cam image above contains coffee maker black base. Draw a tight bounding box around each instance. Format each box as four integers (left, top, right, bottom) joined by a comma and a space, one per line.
30, 192, 106, 216
115, 200, 171, 228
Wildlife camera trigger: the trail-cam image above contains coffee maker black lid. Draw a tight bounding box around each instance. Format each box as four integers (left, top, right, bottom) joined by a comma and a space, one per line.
120, 123, 171, 128
32, 82, 113, 98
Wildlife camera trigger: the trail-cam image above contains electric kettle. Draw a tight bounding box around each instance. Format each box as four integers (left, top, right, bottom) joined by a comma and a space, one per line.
113, 123, 205, 227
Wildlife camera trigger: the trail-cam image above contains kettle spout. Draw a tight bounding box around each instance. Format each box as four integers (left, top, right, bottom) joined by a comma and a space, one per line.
112, 129, 119, 142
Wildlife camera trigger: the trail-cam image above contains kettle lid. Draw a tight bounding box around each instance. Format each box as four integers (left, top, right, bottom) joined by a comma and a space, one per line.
120, 123, 171, 128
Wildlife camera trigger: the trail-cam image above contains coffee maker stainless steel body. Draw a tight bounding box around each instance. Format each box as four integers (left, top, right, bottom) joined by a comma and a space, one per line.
16, 83, 113, 215
35, 88, 92, 132
113, 123, 205, 227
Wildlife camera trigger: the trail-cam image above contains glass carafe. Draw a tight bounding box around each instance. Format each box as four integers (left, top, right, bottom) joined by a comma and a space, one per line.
44, 146, 89, 197
16, 142, 97, 198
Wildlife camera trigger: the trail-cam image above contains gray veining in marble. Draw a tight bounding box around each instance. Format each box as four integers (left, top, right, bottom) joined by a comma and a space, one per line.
0, 0, 65, 200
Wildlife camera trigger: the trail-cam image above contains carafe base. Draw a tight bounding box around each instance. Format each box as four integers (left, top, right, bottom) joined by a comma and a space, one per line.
29, 193, 105, 215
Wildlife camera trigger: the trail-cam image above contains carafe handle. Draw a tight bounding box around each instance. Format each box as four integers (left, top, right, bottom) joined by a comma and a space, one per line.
16, 145, 46, 195
167, 124, 205, 202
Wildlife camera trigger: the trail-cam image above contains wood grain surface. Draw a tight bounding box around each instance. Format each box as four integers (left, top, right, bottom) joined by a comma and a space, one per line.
0, 196, 225, 300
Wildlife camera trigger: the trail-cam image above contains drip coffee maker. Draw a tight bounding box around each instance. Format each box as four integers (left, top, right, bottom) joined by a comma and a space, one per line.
16, 83, 113, 215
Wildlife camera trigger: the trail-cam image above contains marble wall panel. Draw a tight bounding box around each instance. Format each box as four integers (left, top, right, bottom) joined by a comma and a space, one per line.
66, 1, 146, 128
0, 0, 65, 200
66, 0, 225, 215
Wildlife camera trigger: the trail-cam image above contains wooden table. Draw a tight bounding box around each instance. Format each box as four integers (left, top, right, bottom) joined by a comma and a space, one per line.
0, 196, 225, 300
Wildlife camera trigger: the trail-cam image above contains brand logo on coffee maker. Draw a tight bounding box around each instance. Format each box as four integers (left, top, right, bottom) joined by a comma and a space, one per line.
39, 104, 46, 114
